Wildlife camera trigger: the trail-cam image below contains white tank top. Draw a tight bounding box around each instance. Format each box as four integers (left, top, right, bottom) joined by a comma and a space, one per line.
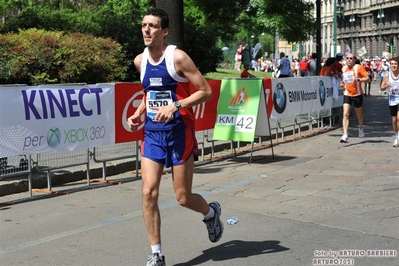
140, 45, 188, 83
388, 70, 399, 106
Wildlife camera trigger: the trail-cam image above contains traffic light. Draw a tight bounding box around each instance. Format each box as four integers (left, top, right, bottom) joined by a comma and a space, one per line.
293, 44, 298, 52
336, 6, 344, 20
386, 43, 391, 52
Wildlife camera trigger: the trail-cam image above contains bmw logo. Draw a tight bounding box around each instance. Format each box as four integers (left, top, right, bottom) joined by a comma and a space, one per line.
273, 83, 287, 114
319, 80, 326, 106
47, 128, 61, 148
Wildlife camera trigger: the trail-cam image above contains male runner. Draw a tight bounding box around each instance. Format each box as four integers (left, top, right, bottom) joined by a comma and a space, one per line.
127, 8, 223, 266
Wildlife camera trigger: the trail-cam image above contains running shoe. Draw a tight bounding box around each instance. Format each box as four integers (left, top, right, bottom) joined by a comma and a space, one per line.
393, 138, 398, 148
146, 253, 165, 266
359, 128, 365, 138
203, 201, 224, 243
340, 134, 348, 143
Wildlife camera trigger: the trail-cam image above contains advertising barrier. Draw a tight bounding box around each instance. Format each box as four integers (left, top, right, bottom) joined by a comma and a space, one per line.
1, 77, 341, 158
213, 78, 271, 142
270, 76, 338, 119
0, 84, 115, 157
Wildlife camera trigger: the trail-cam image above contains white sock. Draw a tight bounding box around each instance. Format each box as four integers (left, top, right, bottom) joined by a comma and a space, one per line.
204, 205, 215, 221
151, 244, 162, 257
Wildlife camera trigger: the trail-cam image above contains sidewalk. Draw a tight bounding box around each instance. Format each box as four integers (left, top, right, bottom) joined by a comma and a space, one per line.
0, 81, 398, 266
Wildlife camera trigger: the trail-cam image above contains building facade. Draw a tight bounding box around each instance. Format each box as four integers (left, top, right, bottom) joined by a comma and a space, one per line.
320, 0, 399, 59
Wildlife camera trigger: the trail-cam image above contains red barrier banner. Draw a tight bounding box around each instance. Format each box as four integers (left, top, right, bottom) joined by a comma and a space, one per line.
262, 78, 273, 117
114, 82, 144, 143
114, 81, 221, 143
191, 80, 221, 131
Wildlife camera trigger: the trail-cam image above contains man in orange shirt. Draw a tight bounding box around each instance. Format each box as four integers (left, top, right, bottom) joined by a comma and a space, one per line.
339, 53, 370, 143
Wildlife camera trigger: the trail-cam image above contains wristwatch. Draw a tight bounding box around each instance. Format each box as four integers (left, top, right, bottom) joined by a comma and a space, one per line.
174, 101, 181, 111
357, 78, 360, 81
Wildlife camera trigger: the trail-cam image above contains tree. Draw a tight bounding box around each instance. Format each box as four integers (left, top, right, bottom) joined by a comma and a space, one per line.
155, 0, 185, 50
248, 0, 316, 43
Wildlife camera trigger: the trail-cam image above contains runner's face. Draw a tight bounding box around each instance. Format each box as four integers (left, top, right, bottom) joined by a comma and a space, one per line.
346, 55, 355, 67
141, 15, 168, 47
390, 60, 398, 71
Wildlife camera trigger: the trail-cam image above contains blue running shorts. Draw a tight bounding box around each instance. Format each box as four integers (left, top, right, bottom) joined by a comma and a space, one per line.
141, 128, 198, 168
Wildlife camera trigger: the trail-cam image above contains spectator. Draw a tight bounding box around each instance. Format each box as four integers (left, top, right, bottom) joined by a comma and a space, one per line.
371, 57, 377, 81
321, 57, 326, 67
277, 52, 291, 78
309, 53, 317, 76
293, 58, 299, 76
241, 65, 255, 78
379, 58, 390, 92
333, 53, 344, 79
362, 59, 374, 96
299, 56, 310, 77
319, 57, 336, 77
235, 44, 247, 71
251, 58, 258, 71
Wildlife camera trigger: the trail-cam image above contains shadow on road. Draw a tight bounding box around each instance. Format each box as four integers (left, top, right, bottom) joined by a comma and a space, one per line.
173, 239, 290, 265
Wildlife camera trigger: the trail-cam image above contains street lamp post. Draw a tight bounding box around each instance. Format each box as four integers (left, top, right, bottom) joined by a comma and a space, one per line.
349, 14, 355, 53
377, 7, 385, 58
333, 0, 337, 56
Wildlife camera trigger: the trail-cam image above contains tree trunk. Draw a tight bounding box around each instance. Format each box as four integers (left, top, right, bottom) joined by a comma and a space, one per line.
155, 0, 185, 50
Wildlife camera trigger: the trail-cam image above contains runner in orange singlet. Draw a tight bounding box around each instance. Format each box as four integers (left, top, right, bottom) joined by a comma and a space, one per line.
339, 53, 370, 143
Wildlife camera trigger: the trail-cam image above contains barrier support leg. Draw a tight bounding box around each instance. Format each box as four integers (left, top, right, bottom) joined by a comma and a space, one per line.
86, 149, 90, 186
47, 170, 52, 190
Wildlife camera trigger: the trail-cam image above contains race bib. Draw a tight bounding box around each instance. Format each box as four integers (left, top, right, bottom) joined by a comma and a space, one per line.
343, 71, 355, 83
146, 90, 173, 122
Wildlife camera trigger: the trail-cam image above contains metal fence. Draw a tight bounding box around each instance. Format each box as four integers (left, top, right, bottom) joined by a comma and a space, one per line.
93, 141, 140, 182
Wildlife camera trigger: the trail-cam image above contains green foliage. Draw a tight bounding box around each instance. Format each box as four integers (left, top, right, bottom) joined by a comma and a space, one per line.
184, 17, 223, 74
0, 2, 147, 81
183, 0, 253, 73
260, 0, 316, 43
0, 0, 316, 84
0, 28, 127, 85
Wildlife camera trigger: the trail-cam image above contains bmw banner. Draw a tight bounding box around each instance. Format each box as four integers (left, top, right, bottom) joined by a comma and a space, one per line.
271, 76, 334, 119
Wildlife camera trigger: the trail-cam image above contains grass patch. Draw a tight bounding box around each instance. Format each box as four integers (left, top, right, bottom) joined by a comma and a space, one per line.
204, 68, 272, 80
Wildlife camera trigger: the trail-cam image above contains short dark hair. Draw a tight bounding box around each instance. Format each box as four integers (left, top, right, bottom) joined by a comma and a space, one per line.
145, 8, 169, 29
390, 57, 399, 65
325, 57, 336, 67
280, 52, 285, 58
